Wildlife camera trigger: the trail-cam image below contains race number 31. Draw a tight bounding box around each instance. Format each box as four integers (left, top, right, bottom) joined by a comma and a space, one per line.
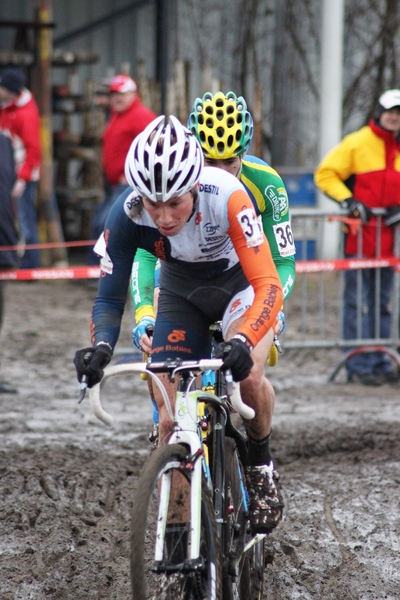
237, 208, 264, 247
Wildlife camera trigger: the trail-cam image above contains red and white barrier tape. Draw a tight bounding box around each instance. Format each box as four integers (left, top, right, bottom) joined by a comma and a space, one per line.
295, 256, 400, 273
0, 256, 399, 280
0, 266, 100, 280
0, 240, 96, 252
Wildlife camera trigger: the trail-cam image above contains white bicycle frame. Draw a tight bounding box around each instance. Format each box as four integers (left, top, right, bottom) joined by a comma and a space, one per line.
89, 358, 255, 562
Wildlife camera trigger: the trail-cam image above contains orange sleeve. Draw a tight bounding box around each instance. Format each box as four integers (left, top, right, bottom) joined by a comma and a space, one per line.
227, 189, 283, 348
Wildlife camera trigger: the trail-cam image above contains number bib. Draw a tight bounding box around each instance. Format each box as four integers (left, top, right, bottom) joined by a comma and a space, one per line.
237, 208, 264, 248
272, 222, 296, 257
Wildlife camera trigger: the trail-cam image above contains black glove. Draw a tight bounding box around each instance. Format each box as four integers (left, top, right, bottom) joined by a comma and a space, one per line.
384, 205, 400, 227
74, 345, 113, 388
342, 198, 373, 224
215, 337, 254, 382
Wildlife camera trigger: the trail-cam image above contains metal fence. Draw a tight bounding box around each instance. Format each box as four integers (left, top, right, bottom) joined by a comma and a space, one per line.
284, 208, 400, 378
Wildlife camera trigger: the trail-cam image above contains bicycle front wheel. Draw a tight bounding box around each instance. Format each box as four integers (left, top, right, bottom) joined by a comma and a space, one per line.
130, 443, 221, 600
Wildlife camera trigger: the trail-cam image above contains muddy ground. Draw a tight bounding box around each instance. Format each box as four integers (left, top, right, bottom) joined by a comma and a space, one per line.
0, 277, 399, 599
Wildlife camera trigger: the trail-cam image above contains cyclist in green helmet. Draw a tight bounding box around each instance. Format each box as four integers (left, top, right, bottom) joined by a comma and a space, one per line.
131, 92, 296, 533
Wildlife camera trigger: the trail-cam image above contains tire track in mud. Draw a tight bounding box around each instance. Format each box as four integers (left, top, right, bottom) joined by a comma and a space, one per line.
323, 495, 357, 566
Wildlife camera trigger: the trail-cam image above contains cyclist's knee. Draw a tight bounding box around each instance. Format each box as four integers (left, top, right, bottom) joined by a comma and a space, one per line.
240, 368, 265, 398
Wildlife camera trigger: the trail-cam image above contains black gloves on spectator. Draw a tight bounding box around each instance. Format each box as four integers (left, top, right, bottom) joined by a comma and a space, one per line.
215, 337, 254, 382
74, 345, 113, 388
384, 205, 400, 227
342, 198, 373, 224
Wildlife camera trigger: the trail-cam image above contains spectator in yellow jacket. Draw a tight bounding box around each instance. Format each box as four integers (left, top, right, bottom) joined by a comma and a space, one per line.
315, 89, 400, 385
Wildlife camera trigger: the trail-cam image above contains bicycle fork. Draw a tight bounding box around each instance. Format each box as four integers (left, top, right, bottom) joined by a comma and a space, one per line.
155, 389, 214, 566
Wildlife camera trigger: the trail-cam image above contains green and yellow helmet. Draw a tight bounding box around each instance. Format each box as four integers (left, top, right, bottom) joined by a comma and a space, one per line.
187, 91, 254, 159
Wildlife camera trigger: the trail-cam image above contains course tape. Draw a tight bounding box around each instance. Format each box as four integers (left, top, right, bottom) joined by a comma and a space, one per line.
296, 256, 400, 273
1, 256, 400, 280
0, 240, 96, 252
0, 266, 100, 280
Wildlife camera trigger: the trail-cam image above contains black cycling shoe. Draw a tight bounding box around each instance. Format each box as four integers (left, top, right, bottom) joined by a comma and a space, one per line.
245, 463, 284, 534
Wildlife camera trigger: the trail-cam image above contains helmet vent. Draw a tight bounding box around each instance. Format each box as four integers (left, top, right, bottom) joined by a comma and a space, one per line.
182, 164, 195, 187
167, 170, 182, 190
216, 98, 224, 107
154, 163, 162, 192
155, 136, 165, 156
217, 141, 224, 153
143, 149, 149, 170
216, 110, 224, 121
216, 126, 224, 138
226, 105, 234, 115
227, 117, 234, 128
227, 135, 233, 148
169, 150, 177, 169
206, 118, 214, 128
237, 114, 243, 124
205, 106, 213, 115
198, 114, 204, 125
181, 141, 190, 161
208, 135, 215, 149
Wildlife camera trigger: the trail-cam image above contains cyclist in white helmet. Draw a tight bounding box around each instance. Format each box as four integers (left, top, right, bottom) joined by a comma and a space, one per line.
131, 94, 296, 532
74, 114, 284, 534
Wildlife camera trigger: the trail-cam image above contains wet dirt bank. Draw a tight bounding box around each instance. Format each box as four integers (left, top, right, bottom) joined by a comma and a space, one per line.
0, 281, 399, 599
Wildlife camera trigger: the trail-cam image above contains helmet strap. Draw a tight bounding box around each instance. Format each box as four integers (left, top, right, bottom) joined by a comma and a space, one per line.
187, 188, 199, 222
236, 154, 244, 179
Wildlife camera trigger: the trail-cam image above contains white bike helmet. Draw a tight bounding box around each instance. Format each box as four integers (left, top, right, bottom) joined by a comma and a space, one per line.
125, 115, 204, 202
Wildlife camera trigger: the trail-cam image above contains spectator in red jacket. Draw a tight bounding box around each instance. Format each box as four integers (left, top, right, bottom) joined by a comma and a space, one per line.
0, 68, 42, 269
88, 74, 157, 265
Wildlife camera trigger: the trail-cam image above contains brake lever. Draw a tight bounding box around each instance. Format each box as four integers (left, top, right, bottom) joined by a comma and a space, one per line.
78, 374, 88, 404
223, 368, 234, 396
141, 324, 155, 381
273, 335, 283, 354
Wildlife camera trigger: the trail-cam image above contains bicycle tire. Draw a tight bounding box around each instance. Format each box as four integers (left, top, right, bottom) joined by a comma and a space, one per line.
223, 437, 265, 600
130, 443, 222, 600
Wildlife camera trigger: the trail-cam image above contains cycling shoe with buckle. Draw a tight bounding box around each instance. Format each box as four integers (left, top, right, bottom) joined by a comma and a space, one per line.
245, 463, 284, 534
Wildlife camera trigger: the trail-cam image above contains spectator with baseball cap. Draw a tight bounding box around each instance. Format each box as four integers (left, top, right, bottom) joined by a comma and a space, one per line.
0, 67, 42, 269
315, 88, 400, 385
88, 74, 157, 265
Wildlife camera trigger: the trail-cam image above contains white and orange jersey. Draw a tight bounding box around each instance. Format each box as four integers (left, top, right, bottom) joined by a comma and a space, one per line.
92, 166, 283, 350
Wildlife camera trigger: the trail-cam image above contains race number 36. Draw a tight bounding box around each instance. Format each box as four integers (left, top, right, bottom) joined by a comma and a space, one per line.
237, 208, 264, 247
273, 222, 296, 256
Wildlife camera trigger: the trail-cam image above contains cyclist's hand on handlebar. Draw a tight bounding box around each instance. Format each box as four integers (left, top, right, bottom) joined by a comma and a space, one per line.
384, 205, 400, 227
215, 337, 254, 382
132, 317, 155, 353
74, 344, 113, 388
